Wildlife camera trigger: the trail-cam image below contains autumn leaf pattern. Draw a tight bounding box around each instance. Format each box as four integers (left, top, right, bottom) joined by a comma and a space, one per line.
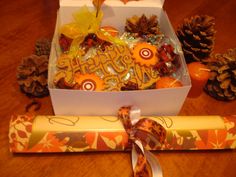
84, 132, 129, 151
224, 116, 236, 135
28, 132, 69, 152
163, 131, 196, 150
9, 115, 236, 152
9, 114, 34, 152
195, 129, 235, 149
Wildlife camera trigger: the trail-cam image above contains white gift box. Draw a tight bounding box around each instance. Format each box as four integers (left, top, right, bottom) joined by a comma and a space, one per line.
48, 0, 191, 116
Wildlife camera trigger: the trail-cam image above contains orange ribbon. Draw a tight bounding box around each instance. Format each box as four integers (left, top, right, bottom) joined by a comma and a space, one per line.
118, 106, 166, 177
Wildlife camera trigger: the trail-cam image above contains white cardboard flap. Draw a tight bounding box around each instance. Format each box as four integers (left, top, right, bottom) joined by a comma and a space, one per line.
60, 0, 164, 8
58, 1, 165, 30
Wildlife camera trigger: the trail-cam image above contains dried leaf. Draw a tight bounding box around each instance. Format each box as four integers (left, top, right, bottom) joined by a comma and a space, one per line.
182, 136, 197, 149
55, 133, 88, 148
17, 130, 27, 138
225, 116, 236, 135
28, 132, 46, 148
166, 132, 174, 144
176, 130, 194, 138
25, 125, 32, 133
100, 135, 116, 149
92, 0, 105, 16
197, 130, 209, 145
170, 135, 181, 149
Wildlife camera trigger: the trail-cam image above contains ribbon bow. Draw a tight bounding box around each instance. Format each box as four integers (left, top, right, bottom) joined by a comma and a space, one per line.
60, 6, 124, 53
118, 106, 166, 177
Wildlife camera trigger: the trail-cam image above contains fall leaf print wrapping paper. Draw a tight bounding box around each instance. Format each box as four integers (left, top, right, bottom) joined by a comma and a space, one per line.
9, 114, 236, 152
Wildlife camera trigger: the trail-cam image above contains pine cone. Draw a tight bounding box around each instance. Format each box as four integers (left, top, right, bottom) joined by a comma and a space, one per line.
177, 15, 216, 63
125, 14, 161, 37
17, 55, 49, 97
35, 38, 51, 56
204, 49, 236, 101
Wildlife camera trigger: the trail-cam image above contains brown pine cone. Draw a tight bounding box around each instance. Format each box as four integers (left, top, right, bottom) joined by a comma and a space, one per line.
17, 55, 49, 97
35, 38, 51, 56
204, 49, 236, 101
177, 15, 216, 63
125, 14, 161, 38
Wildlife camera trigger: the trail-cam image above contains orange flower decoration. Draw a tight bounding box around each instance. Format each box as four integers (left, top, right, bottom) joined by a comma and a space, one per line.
74, 73, 104, 91
132, 43, 158, 66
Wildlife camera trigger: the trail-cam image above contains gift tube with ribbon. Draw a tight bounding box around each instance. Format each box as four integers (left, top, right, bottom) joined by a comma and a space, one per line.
9, 112, 236, 153
9, 109, 236, 154
9, 108, 236, 177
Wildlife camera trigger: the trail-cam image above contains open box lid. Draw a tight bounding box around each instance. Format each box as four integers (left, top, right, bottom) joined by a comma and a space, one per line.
59, 0, 164, 8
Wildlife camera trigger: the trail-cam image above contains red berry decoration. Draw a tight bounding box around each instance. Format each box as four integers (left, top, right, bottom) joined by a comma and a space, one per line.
154, 44, 180, 76
59, 34, 73, 52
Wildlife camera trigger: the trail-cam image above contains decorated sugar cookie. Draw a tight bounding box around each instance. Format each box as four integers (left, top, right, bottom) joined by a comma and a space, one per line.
54, 6, 184, 91
54, 51, 85, 87
89, 44, 133, 91
132, 43, 159, 67
74, 73, 104, 91
54, 44, 162, 90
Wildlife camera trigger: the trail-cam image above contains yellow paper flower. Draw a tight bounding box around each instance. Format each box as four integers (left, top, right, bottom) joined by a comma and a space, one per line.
132, 43, 159, 66
61, 6, 103, 39
60, 6, 103, 50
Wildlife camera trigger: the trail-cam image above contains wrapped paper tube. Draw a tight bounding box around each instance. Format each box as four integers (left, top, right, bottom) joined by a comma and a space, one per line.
9, 114, 236, 153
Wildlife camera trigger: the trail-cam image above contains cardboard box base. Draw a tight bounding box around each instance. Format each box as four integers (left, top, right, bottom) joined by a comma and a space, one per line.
48, 0, 191, 116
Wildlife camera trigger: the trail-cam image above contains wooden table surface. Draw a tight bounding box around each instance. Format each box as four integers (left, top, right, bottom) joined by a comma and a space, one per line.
0, 0, 236, 177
